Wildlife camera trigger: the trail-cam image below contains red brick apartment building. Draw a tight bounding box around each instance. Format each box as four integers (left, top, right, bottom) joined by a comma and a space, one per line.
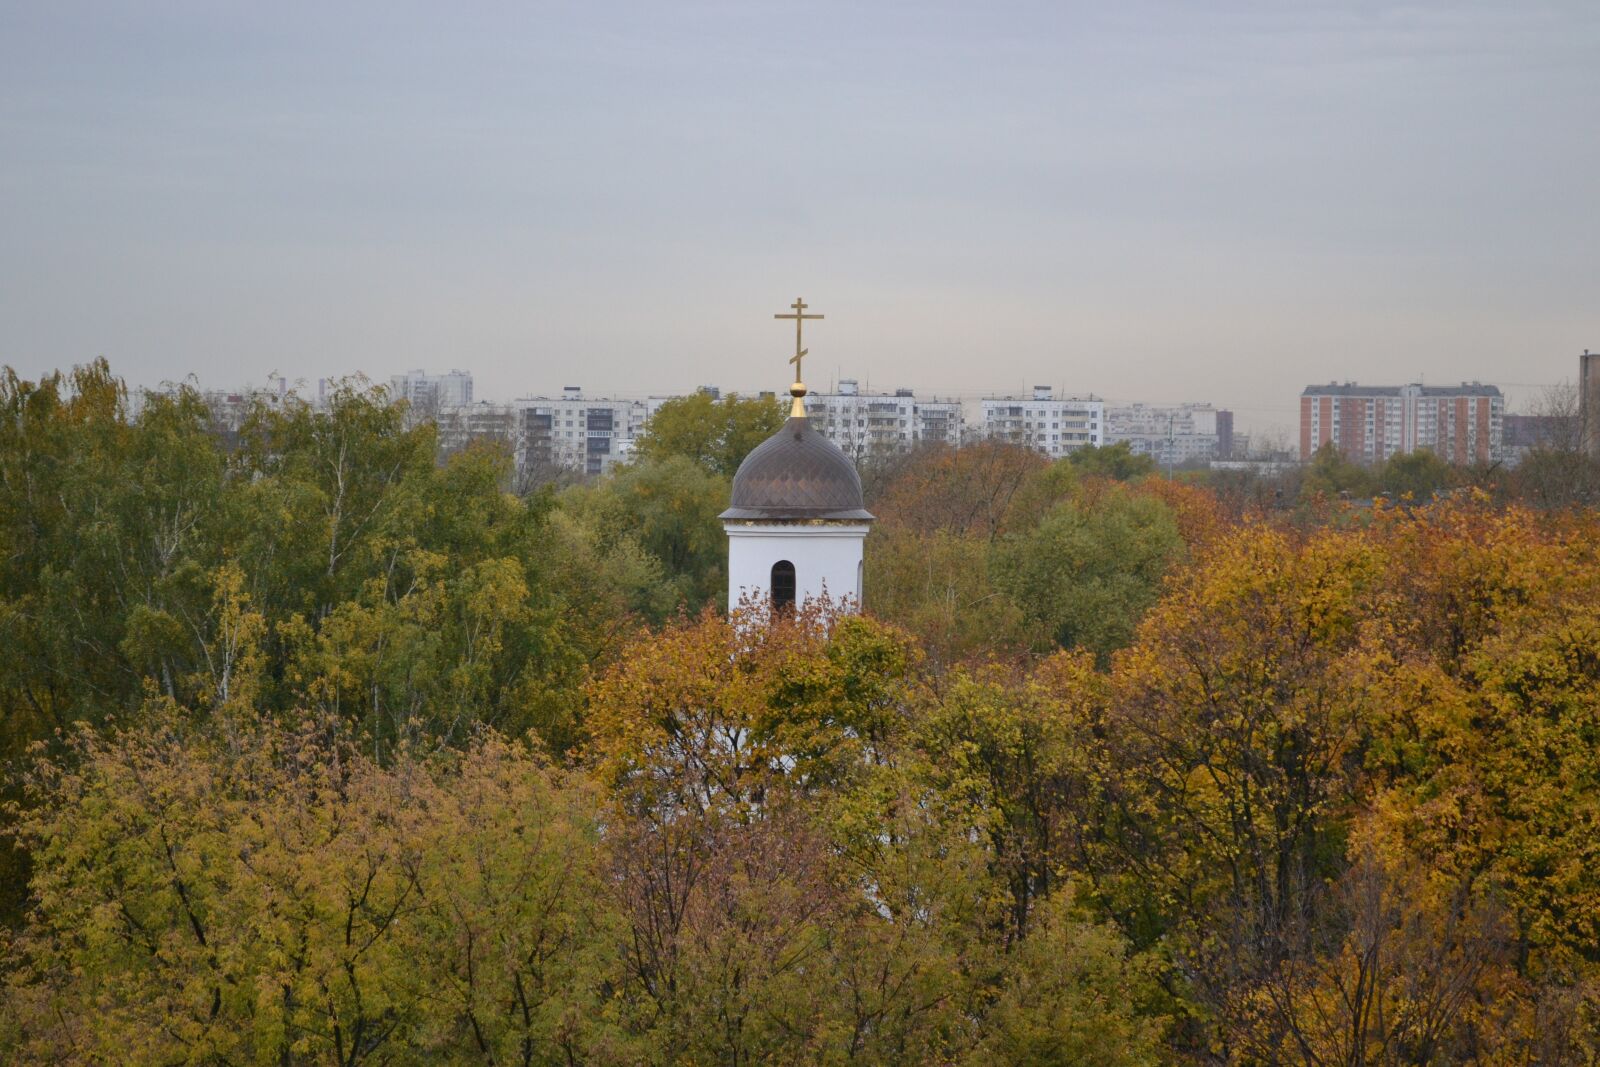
1299, 382, 1503, 464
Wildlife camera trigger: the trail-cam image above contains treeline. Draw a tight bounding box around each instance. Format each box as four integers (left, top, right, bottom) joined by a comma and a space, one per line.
3, 363, 1600, 1063
0, 363, 739, 917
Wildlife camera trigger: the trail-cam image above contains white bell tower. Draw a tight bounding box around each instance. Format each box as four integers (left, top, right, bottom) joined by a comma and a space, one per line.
720, 297, 873, 612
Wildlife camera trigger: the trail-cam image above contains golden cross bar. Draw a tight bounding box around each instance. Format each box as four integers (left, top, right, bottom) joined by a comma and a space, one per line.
774, 297, 823, 384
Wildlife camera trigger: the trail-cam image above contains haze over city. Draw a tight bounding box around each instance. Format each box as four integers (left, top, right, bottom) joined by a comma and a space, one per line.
4, 1, 1597, 434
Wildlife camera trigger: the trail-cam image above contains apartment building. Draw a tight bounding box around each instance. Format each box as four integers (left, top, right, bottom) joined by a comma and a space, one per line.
1216, 409, 1235, 460
806, 380, 967, 457
1299, 382, 1503, 464
1104, 402, 1225, 465
432, 402, 520, 458
390, 369, 473, 413
1581, 350, 1600, 459
513, 387, 647, 476
979, 386, 1103, 458
913, 397, 964, 448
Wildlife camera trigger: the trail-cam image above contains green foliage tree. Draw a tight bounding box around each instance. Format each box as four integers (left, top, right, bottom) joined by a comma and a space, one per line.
864, 526, 1029, 664
965, 888, 1167, 1066
913, 658, 1105, 941
1066, 440, 1158, 481
632, 390, 785, 477
1379, 448, 1455, 501
13, 359, 1600, 1063
2, 713, 624, 1065
0, 364, 647, 791
1301, 440, 1379, 500
994, 485, 1184, 660
558, 455, 730, 613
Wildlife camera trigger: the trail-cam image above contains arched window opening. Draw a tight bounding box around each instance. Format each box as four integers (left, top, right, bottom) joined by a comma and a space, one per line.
771, 560, 796, 611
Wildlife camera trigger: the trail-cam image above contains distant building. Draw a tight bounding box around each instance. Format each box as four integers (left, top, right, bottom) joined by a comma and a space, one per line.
1105, 403, 1223, 466
512, 387, 646, 476
1216, 410, 1235, 460
639, 385, 722, 429
914, 397, 964, 448
805, 380, 966, 457
130, 375, 315, 440
1299, 382, 1503, 465
390, 369, 473, 413
1209, 455, 1298, 476
979, 386, 1103, 457
1502, 413, 1568, 458
1581, 350, 1600, 459
433, 401, 520, 458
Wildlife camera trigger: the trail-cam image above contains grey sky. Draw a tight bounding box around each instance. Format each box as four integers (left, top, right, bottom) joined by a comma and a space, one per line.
3, 1, 1596, 435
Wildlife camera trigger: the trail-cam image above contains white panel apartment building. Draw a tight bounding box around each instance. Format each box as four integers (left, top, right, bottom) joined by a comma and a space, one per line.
428, 390, 643, 477
1105, 403, 1222, 465
913, 397, 964, 448
980, 386, 1103, 457
806, 380, 965, 457
390, 369, 473, 413
514, 387, 647, 476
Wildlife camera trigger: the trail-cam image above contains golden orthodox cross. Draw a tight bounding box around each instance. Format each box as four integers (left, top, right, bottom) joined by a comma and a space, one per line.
774, 297, 823, 383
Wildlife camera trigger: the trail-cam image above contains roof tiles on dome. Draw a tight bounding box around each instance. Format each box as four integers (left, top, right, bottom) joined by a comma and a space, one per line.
719, 416, 875, 522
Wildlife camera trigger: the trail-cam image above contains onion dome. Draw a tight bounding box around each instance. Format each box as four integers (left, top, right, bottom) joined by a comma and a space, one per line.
719, 413, 875, 522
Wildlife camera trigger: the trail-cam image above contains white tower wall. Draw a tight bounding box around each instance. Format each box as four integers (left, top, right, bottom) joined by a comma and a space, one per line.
726, 523, 868, 611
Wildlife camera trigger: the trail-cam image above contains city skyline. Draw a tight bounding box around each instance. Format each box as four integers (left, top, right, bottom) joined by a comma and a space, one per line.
4, 3, 1597, 437
121, 359, 1548, 445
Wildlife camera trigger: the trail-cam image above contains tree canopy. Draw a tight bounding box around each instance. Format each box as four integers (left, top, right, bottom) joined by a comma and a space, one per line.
1066, 439, 1158, 480
631, 390, 785, 477
5, 361, 1600, 1064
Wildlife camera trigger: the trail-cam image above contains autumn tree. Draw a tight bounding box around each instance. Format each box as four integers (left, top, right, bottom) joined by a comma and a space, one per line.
1234, 829, 1513, 1065
2, 712, 623, 1064
869, 440, 1048, 542
583, 603, 919, 819
963, 887, 1167, 1066
0, 361, 655, 929
0, 364, 227, 919
912, 656, 1107, 942
1091, 524, 1384, 1046
862, 442, 1053, 663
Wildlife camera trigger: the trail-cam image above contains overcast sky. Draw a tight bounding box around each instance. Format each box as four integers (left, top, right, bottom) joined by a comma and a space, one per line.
3, 1, 1597, 435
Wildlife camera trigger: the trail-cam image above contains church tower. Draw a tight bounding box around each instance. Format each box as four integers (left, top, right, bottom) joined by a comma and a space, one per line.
720, 298, 873, 612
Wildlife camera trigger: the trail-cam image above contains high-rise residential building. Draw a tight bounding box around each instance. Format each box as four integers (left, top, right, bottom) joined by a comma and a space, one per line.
913, 397, 964, 448
1581, 350, 1600, 459
1105, 403, 1223, 466
1216, 409, 1235, 460
390, 369, 473, 413
432, 402, 520, 458
1299, 382, 1503, 464
979, 386, 1103, 457
805, 380, 966, 457
513, 387, 646, 476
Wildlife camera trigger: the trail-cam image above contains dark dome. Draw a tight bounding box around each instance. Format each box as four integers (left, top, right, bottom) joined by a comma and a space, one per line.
720, 416, 875, 522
